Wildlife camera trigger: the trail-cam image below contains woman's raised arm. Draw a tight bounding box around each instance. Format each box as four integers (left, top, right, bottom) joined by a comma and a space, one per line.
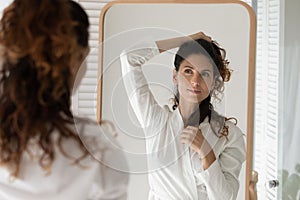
155, 31, 212, 53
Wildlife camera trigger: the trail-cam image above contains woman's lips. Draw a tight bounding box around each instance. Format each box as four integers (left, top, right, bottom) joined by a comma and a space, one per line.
187, 89, 201, 94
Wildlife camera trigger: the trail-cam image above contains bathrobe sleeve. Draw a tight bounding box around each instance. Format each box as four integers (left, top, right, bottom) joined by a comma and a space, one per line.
120, 41, 168, 133
197, 121, 246, 200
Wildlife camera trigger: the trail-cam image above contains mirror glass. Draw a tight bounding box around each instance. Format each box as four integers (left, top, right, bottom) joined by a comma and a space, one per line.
98, 2, 255, 199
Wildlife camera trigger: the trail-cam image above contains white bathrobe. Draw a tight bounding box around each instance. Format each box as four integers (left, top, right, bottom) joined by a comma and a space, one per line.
120, 40, 246, 200
0, 117, 128, 200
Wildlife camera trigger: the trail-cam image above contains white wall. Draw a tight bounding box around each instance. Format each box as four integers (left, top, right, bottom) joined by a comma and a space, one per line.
281, 0, 300, 170
279, 0, 300, 199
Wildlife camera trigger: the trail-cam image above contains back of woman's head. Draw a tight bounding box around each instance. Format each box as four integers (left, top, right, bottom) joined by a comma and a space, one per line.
69, 0, 89, 48
0, 0, 89, 177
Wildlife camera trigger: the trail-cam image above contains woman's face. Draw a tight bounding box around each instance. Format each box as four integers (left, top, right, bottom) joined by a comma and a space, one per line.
173, 54, 214, 104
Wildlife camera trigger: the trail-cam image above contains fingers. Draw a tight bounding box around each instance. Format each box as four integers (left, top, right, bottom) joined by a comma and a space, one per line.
185, 125, 199, 131
203, 33, 212, 42
180, 126, 212, 159
199, 31, 212, 42
180, 132, 196, 143
180, 126, 203, 148
180, 126, 198, 141
190, 31, 212, 42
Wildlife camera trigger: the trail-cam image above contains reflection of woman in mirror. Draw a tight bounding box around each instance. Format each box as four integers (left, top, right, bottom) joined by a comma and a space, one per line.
0, 0, 128, 199
121, 32, 246, 199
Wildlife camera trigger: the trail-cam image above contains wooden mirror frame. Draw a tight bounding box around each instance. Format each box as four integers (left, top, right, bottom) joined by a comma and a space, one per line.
97, 1, 256, 199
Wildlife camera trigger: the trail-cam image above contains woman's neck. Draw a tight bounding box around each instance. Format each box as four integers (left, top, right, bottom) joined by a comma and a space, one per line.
178, 100, 199, 126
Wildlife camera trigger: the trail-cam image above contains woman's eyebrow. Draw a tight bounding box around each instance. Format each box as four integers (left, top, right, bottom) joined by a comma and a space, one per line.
184, 65, 213, 73
202, 69, 213, 72
183, 65, 194, 69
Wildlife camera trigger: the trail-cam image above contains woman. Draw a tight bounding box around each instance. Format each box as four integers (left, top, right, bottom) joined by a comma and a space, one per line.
0, 0, 128, 199
120, 32, 246, 199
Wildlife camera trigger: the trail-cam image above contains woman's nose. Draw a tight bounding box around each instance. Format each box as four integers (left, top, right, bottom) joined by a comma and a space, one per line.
191, 74, 203, 86
191, 81, 200, 86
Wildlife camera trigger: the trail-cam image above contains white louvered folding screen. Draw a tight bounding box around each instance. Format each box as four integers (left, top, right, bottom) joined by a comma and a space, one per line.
243, 0, 253, 6
253, 0, 281, 199
72, 0, 111, 120
241, 0, 281, 198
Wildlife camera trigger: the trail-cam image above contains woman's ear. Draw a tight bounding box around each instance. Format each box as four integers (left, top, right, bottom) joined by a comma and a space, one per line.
70, 47, 90, 91
173, 69, 178, 85
70, 47, 90, 75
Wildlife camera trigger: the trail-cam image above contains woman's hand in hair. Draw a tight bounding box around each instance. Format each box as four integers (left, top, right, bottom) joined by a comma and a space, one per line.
155, 31, 212, 53
189, 31, 212, 42
180, 126, 216, 170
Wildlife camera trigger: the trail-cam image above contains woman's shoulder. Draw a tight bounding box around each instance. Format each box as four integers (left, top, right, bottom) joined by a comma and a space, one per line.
225, 119, 244, 135
223, 119, 245, 146
73, 117, 125, 159
73, 116, 117, 134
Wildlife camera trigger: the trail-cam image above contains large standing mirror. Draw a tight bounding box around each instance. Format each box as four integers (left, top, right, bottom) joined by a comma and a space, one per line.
97, 1, 255, 199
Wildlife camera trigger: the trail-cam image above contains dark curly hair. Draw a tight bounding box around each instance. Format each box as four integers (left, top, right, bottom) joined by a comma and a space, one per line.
0, 0, 89, 177
173, 39, 233, 137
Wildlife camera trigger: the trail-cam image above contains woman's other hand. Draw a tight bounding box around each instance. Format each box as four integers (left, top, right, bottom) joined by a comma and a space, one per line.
180, 126, 216, 169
